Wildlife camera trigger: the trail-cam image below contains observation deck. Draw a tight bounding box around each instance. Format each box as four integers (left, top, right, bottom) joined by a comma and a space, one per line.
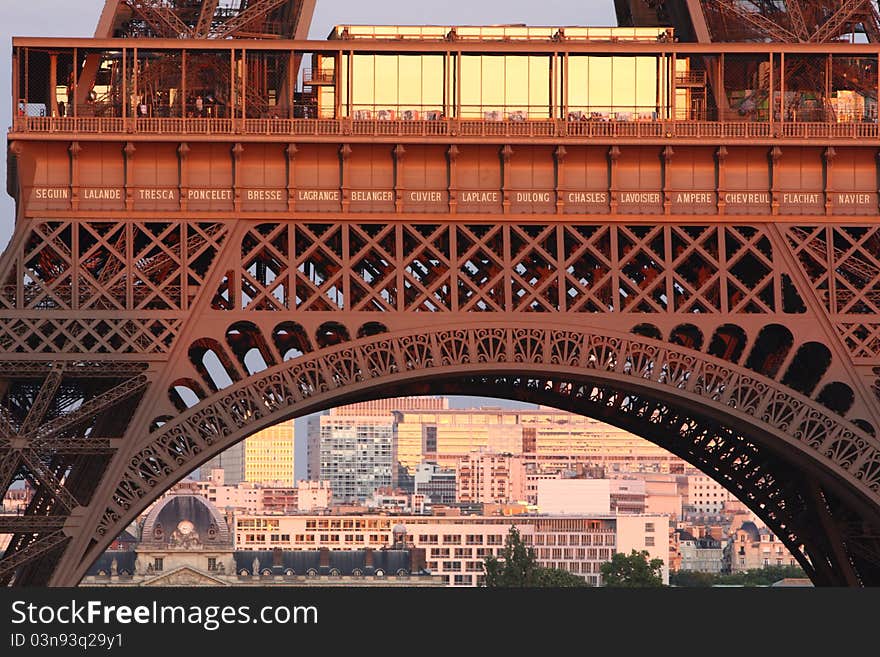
9, 27, 880, 147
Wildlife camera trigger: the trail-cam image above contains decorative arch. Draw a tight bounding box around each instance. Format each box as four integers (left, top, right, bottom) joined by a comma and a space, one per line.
81, 324, 880, 586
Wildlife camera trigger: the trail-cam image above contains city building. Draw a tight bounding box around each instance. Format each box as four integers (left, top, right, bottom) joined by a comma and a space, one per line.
537, 479, 613, 515
244, 419, 295, 486
200, 442, 246, 485
307, 399, 690, 487
413, 462, 456, 505
185, 471, 331, 514
727, 521, 800, 572
2, 484, 32, 514
673, 529, 725, 573
233, 512, 669, 586
609, 479, 648, 515
294, 480, 333, 512
456, 451, 526, 505
686, 473, 734, 517
81, 494, 441, 587
316, 409, 398, 503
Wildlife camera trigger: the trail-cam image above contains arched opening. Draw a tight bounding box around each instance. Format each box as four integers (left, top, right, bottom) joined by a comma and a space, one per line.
707, 324, 747, 363
853, 419, 876, 437
150, 415, 174, 432
226, 321, 276, 373
744, 324, 793, 378
631, 323, 662, 340
669, 324, 703, 351
316, 321, 350, 348
816, 382, 855, 416
357, 321, 388, 339
169, 378, 205, 411
188, 338, 239, 392
83, 326, 880, 588
242, 349, 268, 375
781, 342, 832, 396
273, 321, 312, 361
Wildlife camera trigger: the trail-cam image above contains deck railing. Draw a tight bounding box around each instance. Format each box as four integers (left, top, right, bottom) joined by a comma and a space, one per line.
11, 116, 880, 140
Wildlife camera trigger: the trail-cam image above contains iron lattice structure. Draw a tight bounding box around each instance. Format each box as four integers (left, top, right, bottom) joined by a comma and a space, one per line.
113, 0, 313, 40
3, 0, 880, 586
699, 0, 880, 44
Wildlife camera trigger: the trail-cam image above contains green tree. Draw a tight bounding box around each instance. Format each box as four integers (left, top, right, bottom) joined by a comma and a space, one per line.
483, 526, 587, 587
670, 565, 807, 587
599, 549, 665, 587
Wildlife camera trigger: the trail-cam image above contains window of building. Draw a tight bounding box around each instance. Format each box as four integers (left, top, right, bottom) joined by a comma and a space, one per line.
207, 557, 217, 571
442, 535, 461, 544
453, 575, 472, 586
645, 537, 655, 546
645, 523, 655, 533
153, 558, 163, 572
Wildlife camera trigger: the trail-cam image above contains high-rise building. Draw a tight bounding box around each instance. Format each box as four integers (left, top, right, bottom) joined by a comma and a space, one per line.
307, 397, 447, 484
306, 398, 691, 499
202, 421, 295, 486
395, 405, 687, 475
317, 411, 398, 503
244, 419, 295, 486
200, 442, 246, 485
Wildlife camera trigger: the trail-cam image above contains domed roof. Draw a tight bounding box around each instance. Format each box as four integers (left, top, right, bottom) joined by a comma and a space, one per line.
141, 493, 231, 549
738, 521, 761, 542
392, 522, 407, 534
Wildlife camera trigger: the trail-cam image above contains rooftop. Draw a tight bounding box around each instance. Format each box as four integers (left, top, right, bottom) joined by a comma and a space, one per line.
328, 25, 672, 42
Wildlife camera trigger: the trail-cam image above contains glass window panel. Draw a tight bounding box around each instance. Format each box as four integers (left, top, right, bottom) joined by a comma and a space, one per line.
588, 57, 613, 113
567, 55, 661, 119
636, 56, 658, 116
460, 55, 483, 118
352, 54, 375, 110
529, 56, 551, 117
374, 55, 399, 108
482, 56, 505, 116
424, 56, 444, 110
505, 56, 529, 110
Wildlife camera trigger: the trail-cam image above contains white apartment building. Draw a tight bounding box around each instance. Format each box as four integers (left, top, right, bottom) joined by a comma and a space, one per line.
233, 513, 669, 586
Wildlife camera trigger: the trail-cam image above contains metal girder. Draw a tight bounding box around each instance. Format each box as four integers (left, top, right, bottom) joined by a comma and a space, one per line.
35, 375, 148, 441
18, 449, 78, 511
18, 363, 63, 437
714, 0, 800, 42
0, 410, 13, 443
194, 0, 220, 38
126, 1, 193, 38
211, 0, 289, 39
0, 516, 66, 534
787, 0, 811, 40
811, 0, 874, 42
0, 531, 68, 583
31, 439, 117, 455
0, 363, 147, 378
0, 451, 21, 497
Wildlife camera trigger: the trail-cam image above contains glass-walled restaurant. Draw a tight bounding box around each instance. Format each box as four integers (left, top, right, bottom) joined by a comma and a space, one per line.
11, 25, 880, 132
